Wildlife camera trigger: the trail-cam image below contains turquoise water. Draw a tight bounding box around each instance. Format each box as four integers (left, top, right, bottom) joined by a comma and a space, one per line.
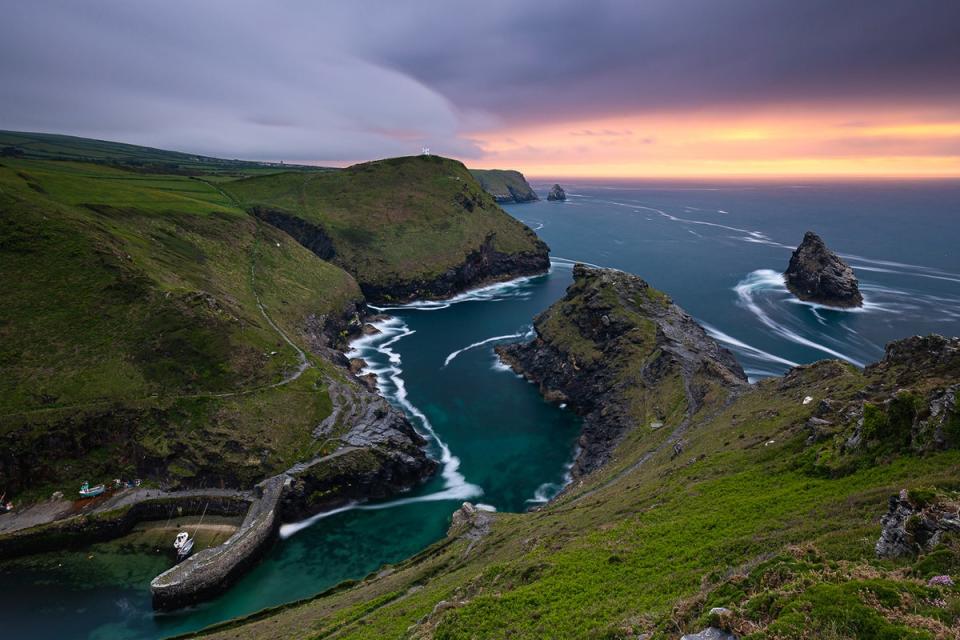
2, 180, 958, 638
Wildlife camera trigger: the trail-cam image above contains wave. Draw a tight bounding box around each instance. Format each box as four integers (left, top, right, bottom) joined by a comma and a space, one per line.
443, 330, 531, 367
525, 447, 578, 505
733, 270, 866, 367
370, 273, 540, 313
297, 316, 484, 539
279, 482, 485, 539
551, 255, 606, 269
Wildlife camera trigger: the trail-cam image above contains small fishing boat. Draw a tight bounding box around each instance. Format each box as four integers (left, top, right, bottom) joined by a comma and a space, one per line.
174, 531, 194, 560
78, 481, 105, 498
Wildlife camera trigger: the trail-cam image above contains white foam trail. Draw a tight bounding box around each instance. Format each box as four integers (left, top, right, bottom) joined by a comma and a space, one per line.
734, 270, 865, 366
700, 322, 799, 368
369, 273, 539, 312
551, 255, 606, 269
443, 332, 526, 367
279, 483, 486, 539
340, 318, 482, 531
526, 447, 579, 505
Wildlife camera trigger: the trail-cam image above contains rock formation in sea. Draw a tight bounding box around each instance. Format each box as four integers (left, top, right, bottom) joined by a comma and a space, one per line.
547, 183, 567, 201
784, 231, 863, 307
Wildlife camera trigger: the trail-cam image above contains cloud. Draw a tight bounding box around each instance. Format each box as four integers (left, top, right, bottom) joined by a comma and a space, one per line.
0, 0, 958, 165
0, 1, 482, 162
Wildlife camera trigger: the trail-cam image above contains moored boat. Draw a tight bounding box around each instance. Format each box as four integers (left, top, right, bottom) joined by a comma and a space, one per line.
78, 481, 105, 498
174, 531, 194, 560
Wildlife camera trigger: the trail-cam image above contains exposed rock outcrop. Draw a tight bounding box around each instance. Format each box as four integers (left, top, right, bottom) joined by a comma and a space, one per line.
547, 183, 567, 201
469, 169, 539, 203
497, 264, 747, 476
876, 489, 960, 558
784, 231, 862, 308
681, 629, 737, 640
360, 232, 549, 303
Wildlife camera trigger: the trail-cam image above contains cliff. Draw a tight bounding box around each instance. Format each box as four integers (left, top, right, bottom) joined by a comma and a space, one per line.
0, 141, 435, 512
227, 156, 550, 303
203, 269, 960, 640
470, 168, 539, 203
498, 264, 747, 474
784, 231, 863, 307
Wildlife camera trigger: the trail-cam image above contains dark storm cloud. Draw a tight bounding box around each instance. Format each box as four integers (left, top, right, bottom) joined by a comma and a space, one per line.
0, 0, 957, 161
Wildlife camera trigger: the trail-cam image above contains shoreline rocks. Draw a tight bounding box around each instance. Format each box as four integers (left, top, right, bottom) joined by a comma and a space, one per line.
784, 231, 863, 308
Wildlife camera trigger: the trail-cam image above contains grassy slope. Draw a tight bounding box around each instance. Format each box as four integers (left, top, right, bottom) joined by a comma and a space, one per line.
224, 156, 546, 295
470, 169, 538, 202
195, 283, 960, 640
0, 157, 362, 499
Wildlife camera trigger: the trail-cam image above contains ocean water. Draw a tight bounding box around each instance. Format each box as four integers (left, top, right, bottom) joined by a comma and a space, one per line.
2, 179, 958, 638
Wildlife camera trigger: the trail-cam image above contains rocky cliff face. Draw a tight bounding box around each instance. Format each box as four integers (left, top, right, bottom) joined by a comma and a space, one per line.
360, 232, 549, 303
497, 264, 747, 475
784, 231, 863, 307
470, 169, 539, 203
547, 184, 566, 201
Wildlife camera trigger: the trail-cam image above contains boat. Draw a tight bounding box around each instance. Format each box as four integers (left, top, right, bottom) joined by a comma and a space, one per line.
174, 531, 194, 560
78, 481, 105, 498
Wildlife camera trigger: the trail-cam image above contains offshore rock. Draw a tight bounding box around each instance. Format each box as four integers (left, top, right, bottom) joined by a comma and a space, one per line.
498, 264, 746, 476
784, 231, 863, 307
547, 183, 567, 201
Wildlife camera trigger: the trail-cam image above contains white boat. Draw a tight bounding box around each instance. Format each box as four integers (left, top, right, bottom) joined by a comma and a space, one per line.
78, 481, 105, 498
174, 531, 194, 559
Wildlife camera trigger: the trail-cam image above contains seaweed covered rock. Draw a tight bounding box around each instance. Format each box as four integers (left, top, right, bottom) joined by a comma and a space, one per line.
784, 231, 862, 307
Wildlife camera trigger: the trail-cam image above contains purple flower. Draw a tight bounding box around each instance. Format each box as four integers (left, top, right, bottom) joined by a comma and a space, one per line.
928, 575, 954, 587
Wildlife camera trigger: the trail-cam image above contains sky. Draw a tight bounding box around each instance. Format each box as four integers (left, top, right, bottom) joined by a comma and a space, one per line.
1, 0, 959, 178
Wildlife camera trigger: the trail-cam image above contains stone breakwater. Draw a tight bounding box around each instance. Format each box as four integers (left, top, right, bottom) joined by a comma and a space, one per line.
150, 476, 284, 610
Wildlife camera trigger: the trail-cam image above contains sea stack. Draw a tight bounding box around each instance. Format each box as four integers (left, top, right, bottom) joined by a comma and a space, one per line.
784, 231, 863, 308
547, 184, 567, 201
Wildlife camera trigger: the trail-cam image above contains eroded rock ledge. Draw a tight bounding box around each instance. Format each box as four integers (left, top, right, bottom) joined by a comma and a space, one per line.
497, 264, 747, 476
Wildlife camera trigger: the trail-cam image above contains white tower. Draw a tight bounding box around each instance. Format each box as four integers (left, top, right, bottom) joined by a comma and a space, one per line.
421, 146, 431, 156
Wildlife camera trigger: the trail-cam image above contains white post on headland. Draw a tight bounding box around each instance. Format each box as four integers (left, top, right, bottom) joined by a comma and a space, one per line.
421, 146, 430, 156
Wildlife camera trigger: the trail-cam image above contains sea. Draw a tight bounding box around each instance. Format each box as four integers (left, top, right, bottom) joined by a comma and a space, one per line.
2, 179, 958, 639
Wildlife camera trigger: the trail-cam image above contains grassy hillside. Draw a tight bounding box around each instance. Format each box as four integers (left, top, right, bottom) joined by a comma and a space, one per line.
0, 130, 322, 176
0, 156, 363, 499
470, 169, 539, 203
225, 156, 548, 300
194, 272, 960, 640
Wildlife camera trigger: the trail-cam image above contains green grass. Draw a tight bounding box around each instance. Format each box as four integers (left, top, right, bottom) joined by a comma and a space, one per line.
224, 155, 546, 296
0, 156, 363, 498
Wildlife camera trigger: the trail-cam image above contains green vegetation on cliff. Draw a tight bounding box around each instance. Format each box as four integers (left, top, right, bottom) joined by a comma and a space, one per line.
226, 156, 548, 300
194, 270, 960, 640
469, 169, 539, 203
0, 155, 366, 499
